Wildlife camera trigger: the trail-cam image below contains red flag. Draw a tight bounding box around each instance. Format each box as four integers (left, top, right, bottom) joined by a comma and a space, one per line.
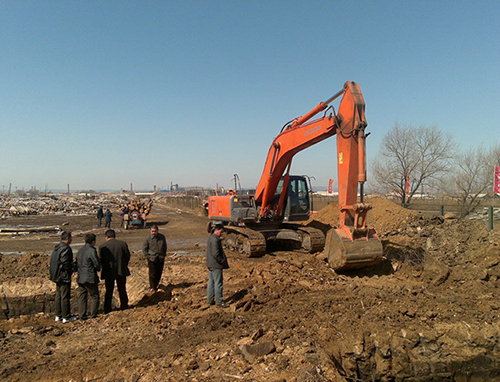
405, 173, 410, 194
328, 179, 333, 194
494, 166, 500, 194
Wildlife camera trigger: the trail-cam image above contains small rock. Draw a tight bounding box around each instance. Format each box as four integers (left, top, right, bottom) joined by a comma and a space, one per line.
186, 359, 199, 370
298, 280, 312, 288
240, 342, 276, 363
443, 212, 457, 220
251, 328, 264, 341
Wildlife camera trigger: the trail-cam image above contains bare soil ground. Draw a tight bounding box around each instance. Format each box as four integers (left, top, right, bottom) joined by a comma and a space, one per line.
0, 198, 500, 381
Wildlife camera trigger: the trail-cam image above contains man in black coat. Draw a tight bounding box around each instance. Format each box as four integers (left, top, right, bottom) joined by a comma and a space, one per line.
96, 207, 104, 227
142, 224, 167, 292
206, 223, 229, 307
76, 233, 100, 319
49, 231, 76, 323
99, 229, 131, 313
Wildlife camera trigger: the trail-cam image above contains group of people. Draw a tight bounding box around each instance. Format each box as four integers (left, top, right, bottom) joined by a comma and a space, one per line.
49, 229, 132, 322
96, 207, 113, 228
49, 221, 229, 323
50, 225, 224, 323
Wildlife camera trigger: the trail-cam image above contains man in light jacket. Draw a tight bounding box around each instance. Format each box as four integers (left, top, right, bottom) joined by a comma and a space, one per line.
76, 233, 100, 320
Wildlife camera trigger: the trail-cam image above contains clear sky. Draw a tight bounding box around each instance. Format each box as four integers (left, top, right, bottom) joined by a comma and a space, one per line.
1, 1, 499, 192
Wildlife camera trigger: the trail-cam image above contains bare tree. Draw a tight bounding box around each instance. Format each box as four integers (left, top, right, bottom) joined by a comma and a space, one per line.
372, 123, 456, 204
453, 145, 492, 217
490, 142, 500, 170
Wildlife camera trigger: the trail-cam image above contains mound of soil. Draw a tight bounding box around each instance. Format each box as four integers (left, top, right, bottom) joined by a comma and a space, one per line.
308, 197, 420, 235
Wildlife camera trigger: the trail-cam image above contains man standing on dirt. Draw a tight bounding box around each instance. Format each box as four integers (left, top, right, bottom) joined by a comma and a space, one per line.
96, 207, 104, 227
206, 223, 229, 308
104, 209, 112, 228
142, 224, 167, 292
49, 231, 77, 323
99, 229, 131, 313
76, 233, 101, 320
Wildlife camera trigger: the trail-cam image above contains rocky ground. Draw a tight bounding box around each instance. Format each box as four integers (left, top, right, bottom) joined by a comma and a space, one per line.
0, 198, 499, 381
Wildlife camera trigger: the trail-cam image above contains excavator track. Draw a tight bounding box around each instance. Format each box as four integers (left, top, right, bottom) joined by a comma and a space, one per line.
279, 224, 325, 253
295, 226, 326, 253
222, 226, 267, 257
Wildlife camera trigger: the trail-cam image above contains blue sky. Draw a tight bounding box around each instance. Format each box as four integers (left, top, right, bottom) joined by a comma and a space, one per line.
1, 1, 499, 192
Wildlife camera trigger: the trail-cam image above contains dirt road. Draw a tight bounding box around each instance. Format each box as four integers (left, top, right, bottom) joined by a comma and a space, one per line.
1, 199, 500, 381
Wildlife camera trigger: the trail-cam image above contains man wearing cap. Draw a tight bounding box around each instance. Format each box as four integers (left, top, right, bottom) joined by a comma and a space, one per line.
206, 223, 230, 307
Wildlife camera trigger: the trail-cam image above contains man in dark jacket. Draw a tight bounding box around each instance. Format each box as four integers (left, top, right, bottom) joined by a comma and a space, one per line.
96, 207, 104, 227
104, 209, 112, 228
99, 229, 131, 313
49, 231, 76, 323
206, 223, 229, 307
76, 233, 100, 319
142, 224, 167, 292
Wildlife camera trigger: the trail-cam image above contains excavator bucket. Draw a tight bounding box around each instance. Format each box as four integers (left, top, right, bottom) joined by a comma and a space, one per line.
324, 228, 383, 272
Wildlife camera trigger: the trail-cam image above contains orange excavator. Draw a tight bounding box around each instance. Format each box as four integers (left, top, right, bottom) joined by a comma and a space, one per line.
208, 81, 383, 271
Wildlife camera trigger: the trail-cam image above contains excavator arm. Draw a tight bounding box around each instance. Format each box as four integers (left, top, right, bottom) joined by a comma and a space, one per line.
256, 81, 368, 229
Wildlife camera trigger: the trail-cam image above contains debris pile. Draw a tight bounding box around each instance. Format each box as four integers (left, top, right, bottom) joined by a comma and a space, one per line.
0, 194, 147, 219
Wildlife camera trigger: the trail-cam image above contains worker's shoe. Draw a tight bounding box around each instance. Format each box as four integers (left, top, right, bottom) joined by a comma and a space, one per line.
216, 301, 230, 308
62, 316, 77, 324
207, 299, 215, 306
55, 316, 61, 322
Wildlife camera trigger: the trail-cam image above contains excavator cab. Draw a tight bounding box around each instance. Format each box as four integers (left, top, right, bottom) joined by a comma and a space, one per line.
279, 176, 311, 222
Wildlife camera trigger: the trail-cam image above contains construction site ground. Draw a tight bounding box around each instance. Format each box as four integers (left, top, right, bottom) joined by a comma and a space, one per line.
1, 198, 500, 381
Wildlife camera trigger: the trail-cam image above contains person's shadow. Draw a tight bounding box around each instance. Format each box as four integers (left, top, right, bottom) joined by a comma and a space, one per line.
144, 220, 169, 229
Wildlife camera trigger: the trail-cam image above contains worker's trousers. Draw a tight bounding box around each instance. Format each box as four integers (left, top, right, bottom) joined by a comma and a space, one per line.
207, 268, 224, 304
104, 276, 128, 313
78, 282, 99, 319
55, 281, 71, 319
147, 259, 164, 291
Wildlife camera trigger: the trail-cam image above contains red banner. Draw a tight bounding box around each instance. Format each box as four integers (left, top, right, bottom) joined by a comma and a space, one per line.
405, 173, 410, 194
328, 179, 333, 194
495, 166, 500, 194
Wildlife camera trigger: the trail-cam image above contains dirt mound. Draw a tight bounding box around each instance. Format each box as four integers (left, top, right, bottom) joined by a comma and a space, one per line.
0, 252, 49, 282
308, 197, 420, 234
